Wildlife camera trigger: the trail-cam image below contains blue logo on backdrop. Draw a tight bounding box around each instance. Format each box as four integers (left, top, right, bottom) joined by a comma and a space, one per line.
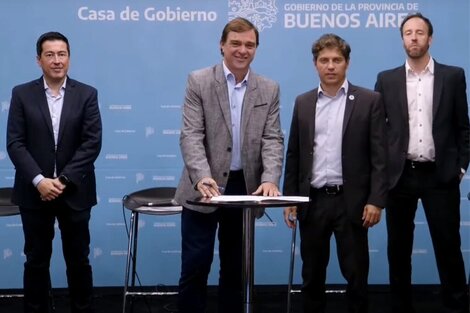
1, 101, 9, 112
145, 126, 155, 138
3, 248, 13, 260
93, 247, 103, 259
228, 0, 278, 31
135, 173, 145, 184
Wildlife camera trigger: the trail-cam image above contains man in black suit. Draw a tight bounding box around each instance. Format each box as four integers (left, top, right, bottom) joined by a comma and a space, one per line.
7, 32, 102, 313
375, 13, 469, 313
283, 33, 388, 313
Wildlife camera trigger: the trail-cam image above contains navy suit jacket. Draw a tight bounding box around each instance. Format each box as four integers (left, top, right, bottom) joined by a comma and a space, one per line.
375, 60, 470, 188
7, 77, 102, 210
283, 83, 388, 224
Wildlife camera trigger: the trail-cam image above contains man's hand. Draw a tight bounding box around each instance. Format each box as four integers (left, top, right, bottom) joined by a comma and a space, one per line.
362, 204, 382, 228
196, 177, 222, 198
459, 168, 465, 182
283, 206, 297, 229
252, 182, 280, 197
37, 178, 64, 201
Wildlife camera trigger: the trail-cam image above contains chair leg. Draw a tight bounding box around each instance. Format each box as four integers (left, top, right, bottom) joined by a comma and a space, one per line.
48, 275, 55, 312
123, 211, 138, 313
287, 223, 297, 313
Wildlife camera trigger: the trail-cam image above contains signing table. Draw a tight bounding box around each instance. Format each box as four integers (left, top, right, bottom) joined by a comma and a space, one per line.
187, 195, 309, 313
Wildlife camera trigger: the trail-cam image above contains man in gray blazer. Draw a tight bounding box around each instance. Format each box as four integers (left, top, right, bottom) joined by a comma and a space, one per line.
283, 34, 388, 313
375, 13, 469, 313
175, 17, 284, 313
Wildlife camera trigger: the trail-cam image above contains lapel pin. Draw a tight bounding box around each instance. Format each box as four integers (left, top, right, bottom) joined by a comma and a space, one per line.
349, 95, 355, 100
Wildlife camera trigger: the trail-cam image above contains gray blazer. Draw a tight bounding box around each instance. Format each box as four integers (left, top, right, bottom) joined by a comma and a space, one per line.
175, 63, 284, 213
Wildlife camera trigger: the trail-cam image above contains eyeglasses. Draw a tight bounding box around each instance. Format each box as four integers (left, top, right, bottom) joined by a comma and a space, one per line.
42, 52, 69, 61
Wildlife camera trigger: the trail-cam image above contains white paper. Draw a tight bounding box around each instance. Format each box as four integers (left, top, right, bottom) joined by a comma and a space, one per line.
209, 195, 309, 202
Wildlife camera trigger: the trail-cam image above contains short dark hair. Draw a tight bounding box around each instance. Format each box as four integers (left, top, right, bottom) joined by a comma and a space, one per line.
220, 17, 259, 56
36, 32, 70, 57
312, 33, 351, 62
400, 13, 433, 37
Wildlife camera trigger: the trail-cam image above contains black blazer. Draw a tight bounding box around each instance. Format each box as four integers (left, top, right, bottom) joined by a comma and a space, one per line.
375, 60, 470, 188
7, 77, 102, 210
283, 83, 388, 224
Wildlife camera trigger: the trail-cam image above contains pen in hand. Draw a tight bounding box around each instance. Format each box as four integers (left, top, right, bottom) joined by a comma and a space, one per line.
202, 182, 225, 194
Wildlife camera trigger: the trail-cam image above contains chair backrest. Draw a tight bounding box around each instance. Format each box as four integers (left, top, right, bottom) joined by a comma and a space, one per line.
0, 187, 20, 216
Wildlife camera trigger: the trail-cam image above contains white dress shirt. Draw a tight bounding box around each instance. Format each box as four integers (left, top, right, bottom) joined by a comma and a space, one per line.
406, 58, 435, 162
311, 80, 348, 188
32, 78, 66, 186
223, 62, 248, 171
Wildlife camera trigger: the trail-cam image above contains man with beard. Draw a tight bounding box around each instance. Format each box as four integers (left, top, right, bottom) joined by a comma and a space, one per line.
375, 13, 469, 313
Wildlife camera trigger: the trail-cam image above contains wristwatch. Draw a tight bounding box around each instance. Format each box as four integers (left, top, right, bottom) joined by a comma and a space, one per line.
58, 174, 70, 186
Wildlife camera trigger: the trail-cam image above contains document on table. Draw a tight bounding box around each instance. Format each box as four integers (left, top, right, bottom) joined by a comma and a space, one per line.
209, 195, 310, 203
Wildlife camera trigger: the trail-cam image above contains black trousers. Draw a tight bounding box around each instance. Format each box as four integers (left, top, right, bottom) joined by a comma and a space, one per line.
299, 188, 369, 313
178, 171, 246, 313
20, 200, 93, 313
387, 161, 468, 313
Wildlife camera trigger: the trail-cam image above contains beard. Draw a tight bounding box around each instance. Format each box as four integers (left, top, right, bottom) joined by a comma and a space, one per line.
405, 43, 430, 59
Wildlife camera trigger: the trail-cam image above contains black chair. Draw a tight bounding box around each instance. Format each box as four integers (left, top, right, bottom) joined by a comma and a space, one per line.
0, 187, 20, 217
0, 187, 55, 311
0, 187, 22, 299
122, 187, 182, 313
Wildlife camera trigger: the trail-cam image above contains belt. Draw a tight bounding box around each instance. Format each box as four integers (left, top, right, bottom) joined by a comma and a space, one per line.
405, 159, 435, 170
311, 185, 343, 195
228, 170, 244, 179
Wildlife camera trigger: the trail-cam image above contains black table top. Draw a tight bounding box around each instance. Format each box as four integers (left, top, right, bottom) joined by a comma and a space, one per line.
187, 196, 309, 208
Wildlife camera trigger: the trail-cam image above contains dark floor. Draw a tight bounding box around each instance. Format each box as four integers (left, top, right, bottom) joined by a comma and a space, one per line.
0, 285, 454, 313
